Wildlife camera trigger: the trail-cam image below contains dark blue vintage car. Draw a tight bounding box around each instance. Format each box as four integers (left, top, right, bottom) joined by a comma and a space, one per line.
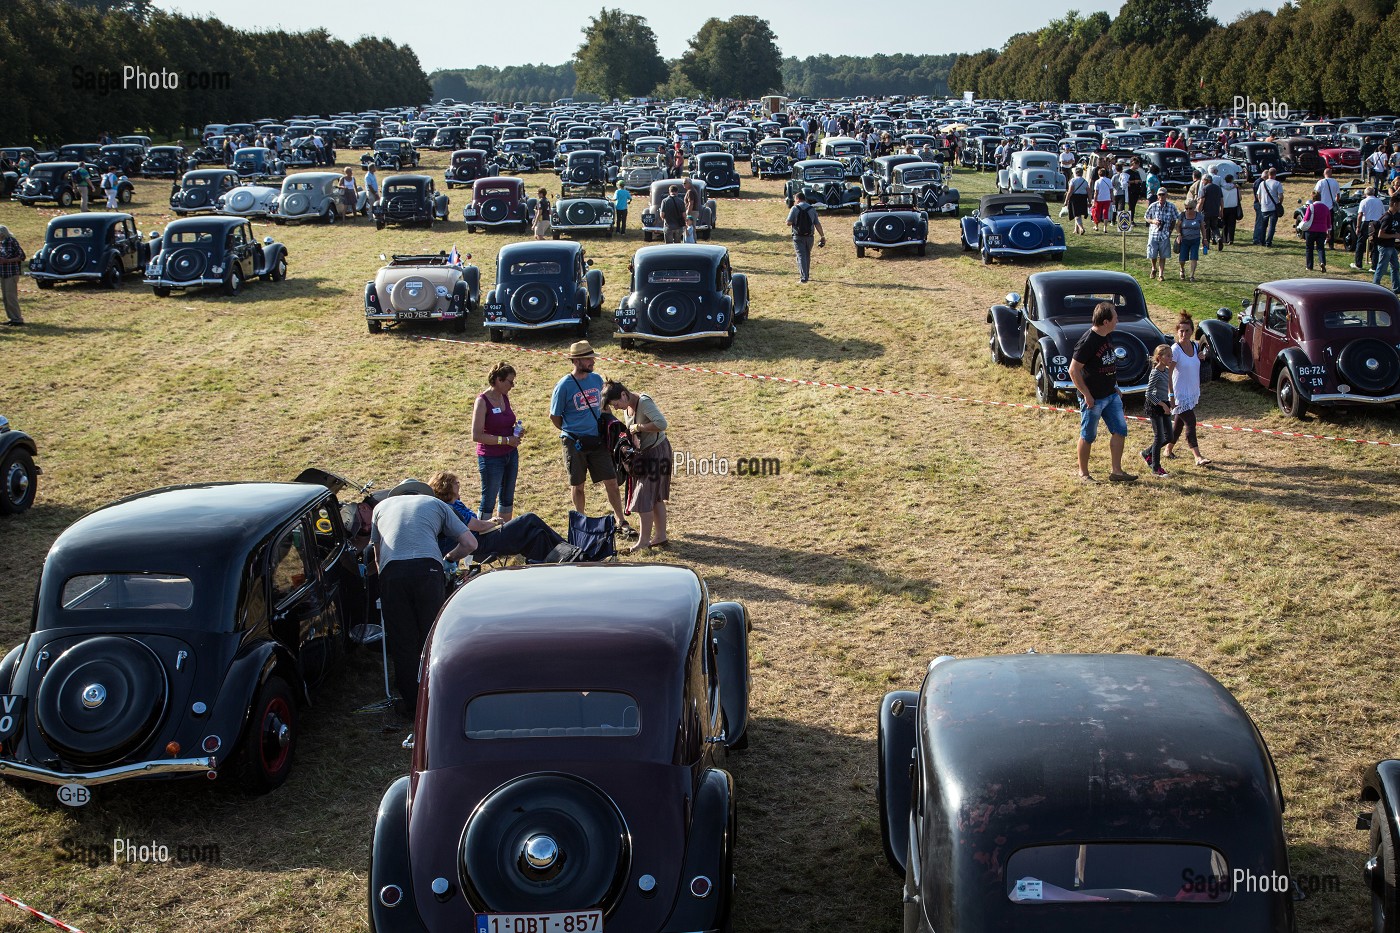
853, 193, 928, 258
615, 244, 747, 350
987, 270, 1167, 403
960, 193, 1066, 266
144, 216, 289, 297
0, 475, 362, 800
784, 159, 862, 212
367, 564, 750, 933
170, 168, 240, 216
879, 653, 1295, 933
28, 212, 150, 289
483, 240, 603, 342
693, 152, 741, 195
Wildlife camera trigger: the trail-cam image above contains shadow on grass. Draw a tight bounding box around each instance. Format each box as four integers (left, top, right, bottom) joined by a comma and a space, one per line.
151, 275, 335, 304
679, 532, 935, 605
1189, 460, 1399, 516
729, 715, 900, 933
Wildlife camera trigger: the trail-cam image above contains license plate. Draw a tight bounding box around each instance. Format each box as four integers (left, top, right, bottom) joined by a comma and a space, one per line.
475, 910, 603, 933
400, 310, 436, 319
0, 695, 21, 740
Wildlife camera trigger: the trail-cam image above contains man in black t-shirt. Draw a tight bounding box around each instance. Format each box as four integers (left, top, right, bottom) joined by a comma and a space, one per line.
1373, 198, 1400, 291
660, 184, 686, 243
1068, 301, 1137, 483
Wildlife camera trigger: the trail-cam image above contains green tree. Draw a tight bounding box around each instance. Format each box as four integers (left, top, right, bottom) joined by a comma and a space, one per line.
573, 7, 667, 101
1111, 0, 1215, 45
677, 16, 782, 98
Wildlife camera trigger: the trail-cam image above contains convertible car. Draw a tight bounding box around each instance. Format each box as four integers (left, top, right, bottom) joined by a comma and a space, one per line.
367, 564, 750, 932
987, 269, 1166, 403
878, 653, 1295, 933
960, 194, 1066, 266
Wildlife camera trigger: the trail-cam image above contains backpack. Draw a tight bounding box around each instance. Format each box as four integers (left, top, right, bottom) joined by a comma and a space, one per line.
661, 193, 685, 227
792, 203, 815, 237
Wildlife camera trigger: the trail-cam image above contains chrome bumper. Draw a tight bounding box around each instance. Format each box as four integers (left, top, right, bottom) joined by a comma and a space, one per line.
988, 245, 1064, 257
0, 755, 216, 786
487, 318, 584, 330
30, 271, 101, 281
1309, 391, 1400, 404
857, 239, 924, 249
1054, 380, 1150, 395
366, 311, 463, 322
145, 276, 223, 288
615, 329, 728, 342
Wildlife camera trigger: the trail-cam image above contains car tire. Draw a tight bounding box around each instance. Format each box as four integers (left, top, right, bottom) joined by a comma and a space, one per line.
153, 286, 171, 297
234, 676, 297, 794
574, 317, 589, 338
980, 238, 993, 265
1276, 368, 1308, 419
917, 242, 926, 256
270, 257, 287, 282
552, 231, 560, 240
367, 318, 382, 333
224, 268, 242, 297
1372, 810, 1399, 933
100, 260, 120, 289
35, 278, 54, 290
717, 327, 734, 350
619, 338, 636, 351
57, 190, 72, 207
119, 187, 133, 205
489, 328, 505, 343
856, 245, 865, 258
989, 329, 1004, 365
0, 448, 37, 514
375, 219, 385, 230
1033, 356, 1058, 405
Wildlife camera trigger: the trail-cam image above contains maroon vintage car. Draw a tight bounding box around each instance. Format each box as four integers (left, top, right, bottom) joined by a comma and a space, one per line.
461, 176, 534, 232
444, 149, 488, 189
1198, 278, 1400, 418
368, 563, 751, 933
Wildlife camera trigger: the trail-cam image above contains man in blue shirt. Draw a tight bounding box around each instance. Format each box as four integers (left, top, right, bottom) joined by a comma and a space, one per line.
613, 183, 631, 232
550, 341, 630, 532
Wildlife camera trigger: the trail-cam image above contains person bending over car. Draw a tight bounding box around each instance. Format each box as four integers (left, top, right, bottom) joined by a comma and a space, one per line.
427, 471, 574, 567
370, 479, 477, 721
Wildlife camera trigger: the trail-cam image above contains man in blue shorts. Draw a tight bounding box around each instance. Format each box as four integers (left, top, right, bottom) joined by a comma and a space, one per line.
1068, 301, 1138, 484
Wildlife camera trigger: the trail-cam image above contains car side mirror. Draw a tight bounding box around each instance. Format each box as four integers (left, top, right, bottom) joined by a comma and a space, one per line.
263, 236, 273, 245
1216, 307, 1232, 322
149, 230, 160, 239
1004, 291, 1021, 309
586, 259, 594, 267
1241, 297, 1252, 309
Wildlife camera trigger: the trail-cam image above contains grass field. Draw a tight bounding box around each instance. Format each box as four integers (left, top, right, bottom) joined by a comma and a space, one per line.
0, 148, 1397, 933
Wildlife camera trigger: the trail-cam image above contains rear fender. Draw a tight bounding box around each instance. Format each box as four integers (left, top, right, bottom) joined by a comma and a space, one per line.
204, 641, 301, 770
369, 775, 428, 932
661, 769, 734, 933
878, 690, 920, 875
364, 281, 380, 311
462, 266, 480, 309
730, 274, 749, 319
585, 267, 605, 310
0, 641, 25, 694
988, 304, 1026, 362
1197, 318, 1247, 375
1275, 346, 1312, 394
1037, 334, 1061, 376
709, 602, 749, 747
959, 215, 979, 244
260, 243, 286, 274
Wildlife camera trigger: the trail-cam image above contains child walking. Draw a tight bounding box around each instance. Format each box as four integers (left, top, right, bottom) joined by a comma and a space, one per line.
1141, 345, 1174, 477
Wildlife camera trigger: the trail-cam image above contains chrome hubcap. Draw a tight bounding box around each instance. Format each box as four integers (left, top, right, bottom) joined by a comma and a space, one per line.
82, 683, 107, 709
522, 834, 559, 870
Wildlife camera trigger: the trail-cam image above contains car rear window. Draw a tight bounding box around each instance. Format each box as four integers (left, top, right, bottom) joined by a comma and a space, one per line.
52, 226, 95, 240
1325, 309, 1392, 328
647, 269, 702, 285
465, 691, 640, 739
384, 184, 418, 196
1007, 843, 1231, 904
61, 573, 194, 611
167, 230, 215, 245
1054, 293, 1137, 320
509, 261, 561, 276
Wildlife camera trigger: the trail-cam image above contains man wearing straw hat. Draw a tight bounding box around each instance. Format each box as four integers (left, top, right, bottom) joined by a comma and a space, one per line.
549, 340, 633, 536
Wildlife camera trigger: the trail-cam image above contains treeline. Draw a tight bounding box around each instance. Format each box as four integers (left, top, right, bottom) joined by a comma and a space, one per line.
948, 0, 1400, 113
782, 54, 957, 99
0, 0, 431, 146
428, 64, 598, 105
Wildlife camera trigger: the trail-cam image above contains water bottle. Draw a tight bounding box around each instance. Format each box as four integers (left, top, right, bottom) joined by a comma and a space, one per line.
512, 419, 523, 438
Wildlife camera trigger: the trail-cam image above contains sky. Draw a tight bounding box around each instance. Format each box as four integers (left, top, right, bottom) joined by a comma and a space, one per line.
153, 0, 1267, 72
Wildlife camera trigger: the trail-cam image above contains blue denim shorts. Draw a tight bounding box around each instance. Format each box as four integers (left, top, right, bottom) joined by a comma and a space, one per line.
1178, 237, 1200, 262
1079, 391, 1128, 442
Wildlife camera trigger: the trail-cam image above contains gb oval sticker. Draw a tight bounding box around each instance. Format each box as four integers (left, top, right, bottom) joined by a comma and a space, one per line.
57, 784, 91, 808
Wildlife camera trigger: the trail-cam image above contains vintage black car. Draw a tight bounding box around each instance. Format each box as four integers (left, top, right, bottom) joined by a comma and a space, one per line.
1361, 752, 1400, 932
367, 564, 749, 932
751, 138, 794, 179
1134, 147, 1194, 190
1278, 137, 1324, 176
145, 216, 289, 297
529, 135, 558, 169
0, 416, 39, 515
640, 179, 717, 241
483, 240, 603, 341
878, 653, 1294, 933
615, 243, 748, 350
142, 145, 188, 178
1228, 141, 1288, 181
551, 196, 615, 239
491, 139, 540, 176
719, 127, 753, 159
373, 174, 451, 230
463, 176, 535, 232
444, 149, 489, 189
28, 213, 149, 289
560, 149, 612, 196
0, 474, 362, 799
98, 144, 145, 175
231, 147, 286, 182
861, 154, 923, 198
361, 137, 420, 172
15, 162, 132, 207
853, 193, 928, 257
170, 169, 240, 216
1196, 279, 1400, 418
988, 270, 1167, 403
431, 126, 470, 151
693, 152, 741, 195
57, 144, 104, 164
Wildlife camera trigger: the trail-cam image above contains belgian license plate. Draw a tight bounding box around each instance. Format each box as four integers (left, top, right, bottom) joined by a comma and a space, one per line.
475, 910, 603, 933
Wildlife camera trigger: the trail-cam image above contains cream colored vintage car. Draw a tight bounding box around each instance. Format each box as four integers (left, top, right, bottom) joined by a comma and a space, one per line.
363, 252, 480, 334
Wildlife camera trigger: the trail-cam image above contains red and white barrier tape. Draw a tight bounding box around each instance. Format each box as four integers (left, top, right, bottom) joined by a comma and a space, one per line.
0, 892, 87, 933
410, 336, 1400, 449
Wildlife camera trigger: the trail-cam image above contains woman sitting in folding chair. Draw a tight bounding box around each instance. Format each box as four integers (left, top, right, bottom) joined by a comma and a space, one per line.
428, 472, 577, 568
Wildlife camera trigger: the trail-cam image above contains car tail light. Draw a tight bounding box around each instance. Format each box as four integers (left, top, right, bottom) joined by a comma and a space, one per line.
202, 735, 221, 753
689, 875, 712, 898
165, 742, 181, 757
378, 885, 403, 908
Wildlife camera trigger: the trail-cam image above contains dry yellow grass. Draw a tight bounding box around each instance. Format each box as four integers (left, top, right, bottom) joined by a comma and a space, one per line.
0, 149, 1396, 932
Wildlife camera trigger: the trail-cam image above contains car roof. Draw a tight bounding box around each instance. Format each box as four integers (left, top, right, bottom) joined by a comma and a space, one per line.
186, 168, 236, 177
498, 240, 582, 262
633, 243, 728, 268
382, 173, 432, 184
165, 216, 248, 231
45, 482, 326, 577
47, 212, 132, 227
474, 175, 523, 188
1259, 277, 1400, 314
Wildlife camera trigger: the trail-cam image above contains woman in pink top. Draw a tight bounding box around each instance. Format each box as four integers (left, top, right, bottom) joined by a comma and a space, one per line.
1300, 190, 1332, 273
471, 361, 522, 520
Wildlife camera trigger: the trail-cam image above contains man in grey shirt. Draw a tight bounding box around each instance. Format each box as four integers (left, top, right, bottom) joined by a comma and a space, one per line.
370, 479, 476, 721
786, 190, 825, 283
